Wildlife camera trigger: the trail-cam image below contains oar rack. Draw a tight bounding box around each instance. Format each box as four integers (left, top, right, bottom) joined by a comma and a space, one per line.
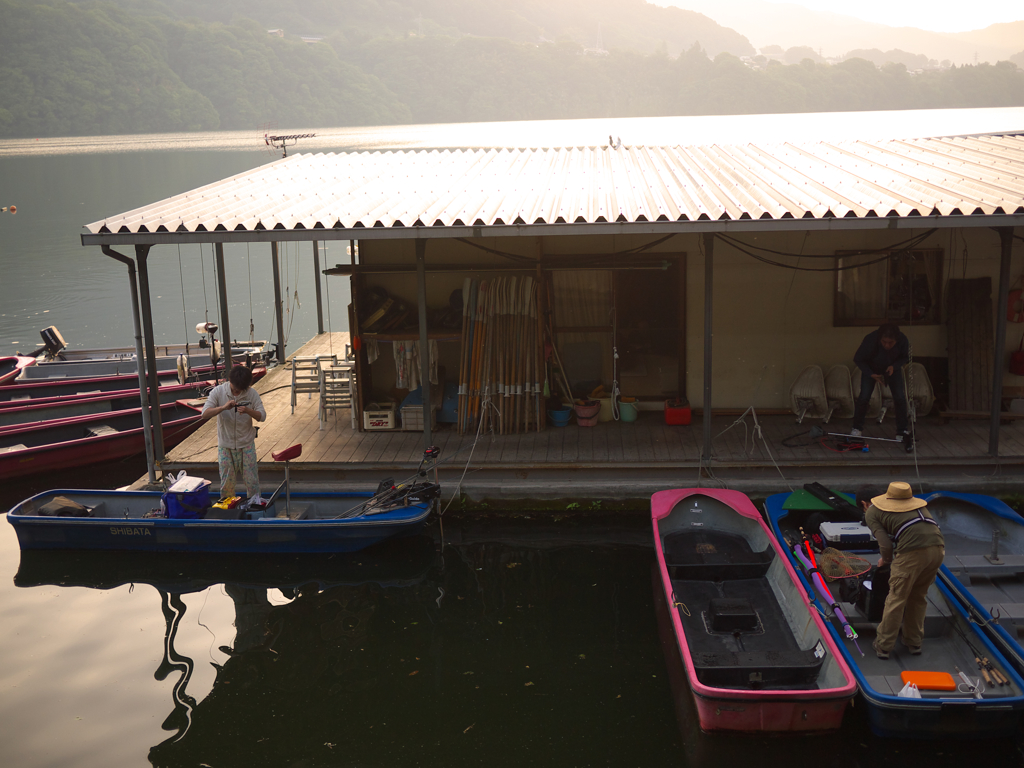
457, 276, 543, 435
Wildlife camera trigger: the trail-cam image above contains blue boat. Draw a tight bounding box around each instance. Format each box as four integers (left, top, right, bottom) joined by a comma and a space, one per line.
923, 491, 1024, 675
6, 444, 441, 554
765, 490, 1024, 739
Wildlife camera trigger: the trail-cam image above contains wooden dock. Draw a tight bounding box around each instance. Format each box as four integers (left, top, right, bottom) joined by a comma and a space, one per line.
162, 333, 1024, 500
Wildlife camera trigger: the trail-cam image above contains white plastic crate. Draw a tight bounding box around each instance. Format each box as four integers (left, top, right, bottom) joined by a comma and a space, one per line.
402, 406, 437, 431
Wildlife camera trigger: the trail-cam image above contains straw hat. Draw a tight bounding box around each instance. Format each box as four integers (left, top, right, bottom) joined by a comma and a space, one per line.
871, 481, 927, 513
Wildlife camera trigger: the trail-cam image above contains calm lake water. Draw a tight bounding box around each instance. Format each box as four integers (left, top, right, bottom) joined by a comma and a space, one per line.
4, 110, 1024, 765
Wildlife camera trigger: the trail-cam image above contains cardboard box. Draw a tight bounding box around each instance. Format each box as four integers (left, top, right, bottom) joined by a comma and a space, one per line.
363, 403, 396, 430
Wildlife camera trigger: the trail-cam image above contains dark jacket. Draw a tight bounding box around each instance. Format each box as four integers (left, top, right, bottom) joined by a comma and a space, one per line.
854, 330, 909, 378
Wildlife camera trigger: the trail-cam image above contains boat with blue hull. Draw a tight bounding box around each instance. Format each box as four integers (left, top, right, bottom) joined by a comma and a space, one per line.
8, 486, 439, 554
7, 444, 442, 554
923, 491, 1024, 675
765, 490, 1024, 738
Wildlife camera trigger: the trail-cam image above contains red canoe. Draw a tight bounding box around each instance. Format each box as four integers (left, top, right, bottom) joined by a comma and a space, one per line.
0, 400, 204, 481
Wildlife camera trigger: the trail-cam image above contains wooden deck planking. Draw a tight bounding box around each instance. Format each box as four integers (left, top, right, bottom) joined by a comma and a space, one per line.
162, 331, 1024, 478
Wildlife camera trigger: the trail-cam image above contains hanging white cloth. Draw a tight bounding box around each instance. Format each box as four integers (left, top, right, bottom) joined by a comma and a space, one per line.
393, 340, 437, 390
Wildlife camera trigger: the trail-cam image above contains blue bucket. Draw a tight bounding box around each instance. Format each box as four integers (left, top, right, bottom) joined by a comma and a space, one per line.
547, 407, 572, 427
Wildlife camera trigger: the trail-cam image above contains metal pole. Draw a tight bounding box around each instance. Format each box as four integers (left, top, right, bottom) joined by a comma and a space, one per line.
416, 239, 432, 447
135, 245, 166, 466
102, 246, 156, 484
702, 233, 714, 461
990, 227, 1015, 456
215, 243, 233, 373
271, 242, 286, 364
312, 241, 325, 335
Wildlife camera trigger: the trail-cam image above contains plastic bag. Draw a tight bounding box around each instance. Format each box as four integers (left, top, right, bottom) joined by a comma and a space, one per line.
898, 681, 922, 698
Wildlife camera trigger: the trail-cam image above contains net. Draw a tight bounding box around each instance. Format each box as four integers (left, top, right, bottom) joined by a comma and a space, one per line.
817, 547, 871, 581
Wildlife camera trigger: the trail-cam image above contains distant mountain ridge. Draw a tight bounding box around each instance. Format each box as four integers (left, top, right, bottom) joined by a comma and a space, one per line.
105, 0, 755, 58
655, 0, 1024, 65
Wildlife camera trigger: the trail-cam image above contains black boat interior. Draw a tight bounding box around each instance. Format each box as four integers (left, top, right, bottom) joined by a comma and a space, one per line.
663, 524, 825, 690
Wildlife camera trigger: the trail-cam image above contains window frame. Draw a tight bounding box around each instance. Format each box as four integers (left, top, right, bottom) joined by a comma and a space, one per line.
833, 248, 944, 328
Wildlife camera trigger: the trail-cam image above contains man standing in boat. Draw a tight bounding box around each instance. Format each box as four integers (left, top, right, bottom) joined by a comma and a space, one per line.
864, 481, 945, 659
201, 365, 266, 502
850, 323, 911, 446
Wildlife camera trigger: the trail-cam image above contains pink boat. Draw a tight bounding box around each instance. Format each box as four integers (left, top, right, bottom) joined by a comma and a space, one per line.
651, 488, 856, 733
0, 356, 36, 385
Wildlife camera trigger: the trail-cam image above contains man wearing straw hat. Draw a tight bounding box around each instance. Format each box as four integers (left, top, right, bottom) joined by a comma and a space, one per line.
864, 481, 945, 659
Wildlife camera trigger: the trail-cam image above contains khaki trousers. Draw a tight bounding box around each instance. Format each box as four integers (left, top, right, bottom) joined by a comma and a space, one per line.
875, 544, 945, 652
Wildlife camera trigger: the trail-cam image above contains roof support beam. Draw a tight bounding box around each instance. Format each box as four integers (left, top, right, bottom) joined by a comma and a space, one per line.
135, 244, 166, 469
702, 232, 714, 462
416, 239, 433, 449
81, 214, 1024, 248
214, 243, 233, 376
990, 227, 1015, 456
312, 241, 325, 335
102, 245, 156, 485
271, 242, 286, 365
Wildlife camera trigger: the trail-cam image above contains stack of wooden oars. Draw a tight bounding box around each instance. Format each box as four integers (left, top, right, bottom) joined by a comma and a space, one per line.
457, 276, 543, 434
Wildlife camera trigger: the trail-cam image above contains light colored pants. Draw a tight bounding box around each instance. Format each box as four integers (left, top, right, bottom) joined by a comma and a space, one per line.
875, 544, 945, 652
218, 444, 260, 499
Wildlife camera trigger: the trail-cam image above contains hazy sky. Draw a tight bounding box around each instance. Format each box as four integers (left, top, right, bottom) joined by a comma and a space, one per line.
774, 0, 1022, 33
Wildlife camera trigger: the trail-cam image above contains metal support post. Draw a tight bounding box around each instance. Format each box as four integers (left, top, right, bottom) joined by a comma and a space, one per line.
271, 242, 286, 364
990, 227, 1015, 456
102, 246, 156, 484
702, 233, 714, 461
135, 245, 166, 466
215, 243, 232, 373
416, 239, 432, 447
312, 241, 325, 335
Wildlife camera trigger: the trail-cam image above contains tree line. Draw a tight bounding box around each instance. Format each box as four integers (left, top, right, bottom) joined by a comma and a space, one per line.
1, 0, 1022, 139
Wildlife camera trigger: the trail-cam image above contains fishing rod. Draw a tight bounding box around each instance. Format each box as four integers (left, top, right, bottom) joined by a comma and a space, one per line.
925, 594, 1010, 686
808, 425, 915, 453
333, 445, 443, 520
792, 529, 863, 654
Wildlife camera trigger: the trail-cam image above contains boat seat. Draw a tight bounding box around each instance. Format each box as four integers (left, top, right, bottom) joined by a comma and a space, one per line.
85, 424, 118, 437
946, 555, 1024, 577
0, 444, 28, 454
663, 530, 774, 581
273, 443, 302, 462
692, 649, 824, 688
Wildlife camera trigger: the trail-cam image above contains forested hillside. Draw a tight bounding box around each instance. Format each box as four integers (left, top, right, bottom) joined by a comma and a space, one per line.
1, 0, 1022, 139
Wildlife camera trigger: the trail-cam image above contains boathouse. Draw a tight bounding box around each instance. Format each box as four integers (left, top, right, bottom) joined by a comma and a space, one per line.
81, 129, 1024, 499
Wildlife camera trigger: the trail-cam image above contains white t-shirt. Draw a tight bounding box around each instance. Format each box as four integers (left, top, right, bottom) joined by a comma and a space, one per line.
202, 381, 266, 449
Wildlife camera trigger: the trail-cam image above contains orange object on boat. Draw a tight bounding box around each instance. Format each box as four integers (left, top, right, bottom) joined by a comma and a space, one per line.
900, 671, 956, 691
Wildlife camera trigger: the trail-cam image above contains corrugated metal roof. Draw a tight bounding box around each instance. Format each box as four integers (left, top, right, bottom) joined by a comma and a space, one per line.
83, 135, 1024, 243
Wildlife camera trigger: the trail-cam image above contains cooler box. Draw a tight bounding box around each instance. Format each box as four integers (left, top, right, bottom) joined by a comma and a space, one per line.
819, 521, 874, 546
164, 476, 211, 519
363, 402, 396, 430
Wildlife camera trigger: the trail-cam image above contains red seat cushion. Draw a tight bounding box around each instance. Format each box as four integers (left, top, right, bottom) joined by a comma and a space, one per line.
272, 444, 302, 462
